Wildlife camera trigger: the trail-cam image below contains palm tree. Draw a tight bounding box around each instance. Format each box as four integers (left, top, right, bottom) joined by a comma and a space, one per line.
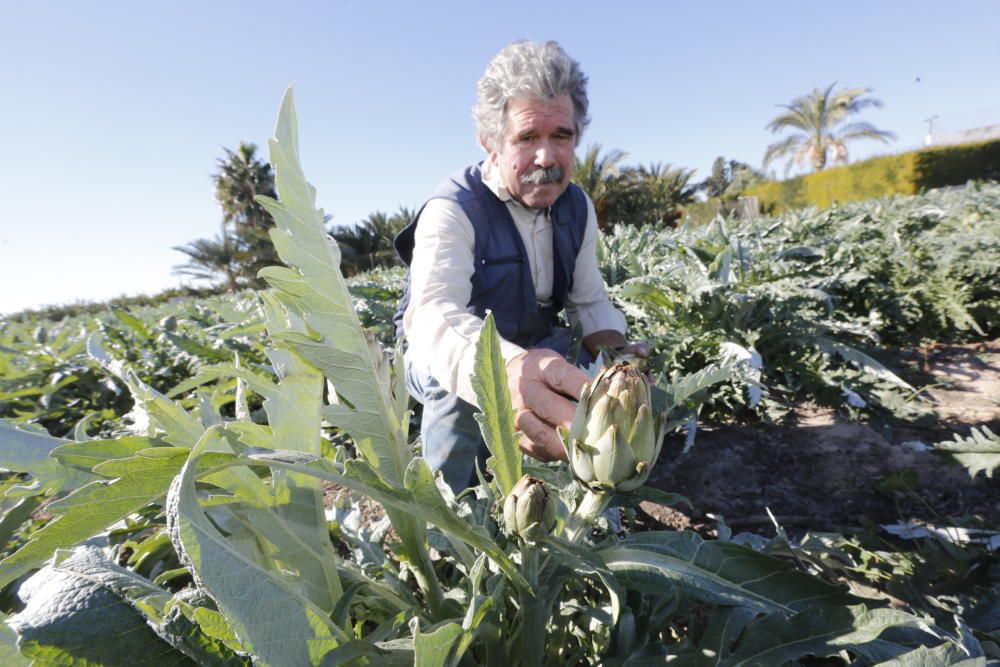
172, 233, 242, 291
213, 142, 279, 283
630, 163, 699, 227
763, 83, 896, 174
572, 144, 629, 227
331, 206, 415, 276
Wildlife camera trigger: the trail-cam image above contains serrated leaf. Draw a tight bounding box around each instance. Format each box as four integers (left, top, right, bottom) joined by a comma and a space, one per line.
0, 420, 95, 493
471, 313, 521, 495
87, 334, 206, 448
0, 448, 188, 590
51, 435, 159, 472
935, 426, 1000, 479
254, 89, 407, 486
112, 308, 153, 341
253, 87, 439, 611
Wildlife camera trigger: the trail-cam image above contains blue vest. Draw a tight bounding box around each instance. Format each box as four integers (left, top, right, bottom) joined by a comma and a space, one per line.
394, 163, 588, 347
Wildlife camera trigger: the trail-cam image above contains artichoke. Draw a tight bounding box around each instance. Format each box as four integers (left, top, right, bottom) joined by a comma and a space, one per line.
502, 475, 558, 541
159, 315, 178, 332
563, 362, 664, 493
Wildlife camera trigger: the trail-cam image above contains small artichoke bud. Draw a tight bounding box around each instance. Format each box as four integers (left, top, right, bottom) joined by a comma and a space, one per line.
33, 326, 48, 345
502, 475, 557, 541
563, 362, 664, 494
159, 315, 178, 332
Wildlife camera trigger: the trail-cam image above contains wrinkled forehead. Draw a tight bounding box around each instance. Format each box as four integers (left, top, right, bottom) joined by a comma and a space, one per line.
502, 94, 576, 133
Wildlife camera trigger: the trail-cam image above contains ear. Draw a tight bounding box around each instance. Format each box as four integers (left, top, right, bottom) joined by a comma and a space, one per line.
478, 133, 493, 154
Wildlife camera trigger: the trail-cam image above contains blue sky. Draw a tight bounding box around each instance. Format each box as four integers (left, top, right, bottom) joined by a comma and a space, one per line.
2, 0, 999, 315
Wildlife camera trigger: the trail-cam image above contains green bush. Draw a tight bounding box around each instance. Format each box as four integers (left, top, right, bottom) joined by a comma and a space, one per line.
746, 138, 1000, 214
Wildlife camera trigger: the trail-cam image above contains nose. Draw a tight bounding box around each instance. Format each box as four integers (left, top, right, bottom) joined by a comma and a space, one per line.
534, 141, 555, 167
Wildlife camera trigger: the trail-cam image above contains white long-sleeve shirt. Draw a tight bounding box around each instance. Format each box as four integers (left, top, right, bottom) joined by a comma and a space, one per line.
403, 161, 626, 405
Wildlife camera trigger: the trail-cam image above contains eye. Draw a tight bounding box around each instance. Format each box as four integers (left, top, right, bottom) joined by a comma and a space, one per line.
552, 129, 575, 145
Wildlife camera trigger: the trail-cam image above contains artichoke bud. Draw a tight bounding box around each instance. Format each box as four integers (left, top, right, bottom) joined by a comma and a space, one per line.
159, 315, 178, 332
562, 362, 664, 494
503, 475, 557, 541
32, 326, 48, 345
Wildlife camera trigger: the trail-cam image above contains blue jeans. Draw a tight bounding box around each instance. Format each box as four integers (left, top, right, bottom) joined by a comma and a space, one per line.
406, 327, 593, 493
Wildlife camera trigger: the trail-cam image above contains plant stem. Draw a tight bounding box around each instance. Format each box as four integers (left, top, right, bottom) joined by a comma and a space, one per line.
564, 490, 612, 543
519, 544, 545, 667
393, 516, 445, 619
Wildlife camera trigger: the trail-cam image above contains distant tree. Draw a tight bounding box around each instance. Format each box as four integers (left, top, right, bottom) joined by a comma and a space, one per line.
573, 145, 699, 228
173, 142, 278, 289
763, 83, 895, 174
629, 163, 700, 226
331, 206, 415, 276
700, 157, 766, 198
572, 144, 629, 226
172, 233, 242, 292
213, 142, 279, 283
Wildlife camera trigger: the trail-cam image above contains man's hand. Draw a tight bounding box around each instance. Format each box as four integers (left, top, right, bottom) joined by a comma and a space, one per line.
583, 330, 651, 361
506, 349, 590, 462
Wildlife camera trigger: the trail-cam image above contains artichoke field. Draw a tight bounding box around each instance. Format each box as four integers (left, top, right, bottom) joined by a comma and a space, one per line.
0, 89, 997, 665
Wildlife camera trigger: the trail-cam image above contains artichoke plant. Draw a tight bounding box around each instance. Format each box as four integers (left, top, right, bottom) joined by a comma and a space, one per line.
503, 475, 558, 541
563, 362, 665, 494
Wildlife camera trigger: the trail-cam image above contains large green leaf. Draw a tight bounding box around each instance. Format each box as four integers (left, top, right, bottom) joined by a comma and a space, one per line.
414, 620, 464, 667
471, 313, 521, 496
245, 347, 342, 610
51, 435, 159, 471
166, 428, 348, 666
0, 420, 95, 494
7, 547, 194, 666
253, 87, 440, 614
0, 448, 188, 590
254, 88, 408, 485
873, 643, 987, 666
597, 531, 856, 614
233, 450, 528, 591
724, 605, 935, 666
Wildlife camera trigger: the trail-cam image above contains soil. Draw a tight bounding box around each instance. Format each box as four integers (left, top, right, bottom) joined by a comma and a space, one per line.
639, 340, 1000, 538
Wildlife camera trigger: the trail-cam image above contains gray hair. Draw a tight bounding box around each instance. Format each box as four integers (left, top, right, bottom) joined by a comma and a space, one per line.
475, 40, 590, 151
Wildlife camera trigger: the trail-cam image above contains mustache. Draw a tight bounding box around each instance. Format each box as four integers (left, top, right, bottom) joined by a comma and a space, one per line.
520, 165, 565, 185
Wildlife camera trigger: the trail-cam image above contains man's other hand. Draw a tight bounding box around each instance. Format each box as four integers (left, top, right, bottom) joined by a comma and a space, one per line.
505, 349, 589, 462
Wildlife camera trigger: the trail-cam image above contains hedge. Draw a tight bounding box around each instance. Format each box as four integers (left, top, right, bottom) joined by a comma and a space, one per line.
744, 137, 1000, 214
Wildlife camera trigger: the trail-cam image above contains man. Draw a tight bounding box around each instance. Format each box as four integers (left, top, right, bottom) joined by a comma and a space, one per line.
394, 40, 647, 491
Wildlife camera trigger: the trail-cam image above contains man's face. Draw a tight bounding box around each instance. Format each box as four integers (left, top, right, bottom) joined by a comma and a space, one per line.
485, 94, 576, 209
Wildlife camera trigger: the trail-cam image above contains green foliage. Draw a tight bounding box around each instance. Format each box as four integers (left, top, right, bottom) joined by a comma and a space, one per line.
748, 138, 1000, 214
763, 83, 895, 174
934, 426, 1000, 479
330, 206, 414, 277
173, 142, 279, 290
471, 313, 521, 496
0, 293, 268, 438
0, 89, 995, 666
572, 145, 699, 228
